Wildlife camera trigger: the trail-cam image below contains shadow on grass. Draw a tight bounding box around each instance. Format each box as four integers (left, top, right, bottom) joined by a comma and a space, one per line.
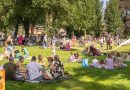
6, 78, 128, 90
72, 62, 130, 81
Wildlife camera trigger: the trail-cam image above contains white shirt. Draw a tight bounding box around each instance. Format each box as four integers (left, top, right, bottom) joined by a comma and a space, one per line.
92, 59, 100, 68
26, 61, 42, 80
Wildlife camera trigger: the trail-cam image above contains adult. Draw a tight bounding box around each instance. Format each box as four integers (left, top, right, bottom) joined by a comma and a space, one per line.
105, 54, 114, 70
5, 41, 14, 58
107, 32, 111, 50
18, 35, 23, 45
16, 56, 26, 77
89, 44, 101, 56
52, 55, 64, 78
3, 57, 17, 80
26, 56, 50, 81
6, 35, 13, 46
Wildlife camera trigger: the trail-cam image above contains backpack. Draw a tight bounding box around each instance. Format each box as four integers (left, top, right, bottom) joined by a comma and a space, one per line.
82, 59, 89, 67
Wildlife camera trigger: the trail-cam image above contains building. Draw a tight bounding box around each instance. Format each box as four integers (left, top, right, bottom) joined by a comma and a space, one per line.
119, 0, 130, 35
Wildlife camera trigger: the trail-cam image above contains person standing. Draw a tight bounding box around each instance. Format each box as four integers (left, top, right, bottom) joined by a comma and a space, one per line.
107, 32, 111, 50
18, 35, 23, 45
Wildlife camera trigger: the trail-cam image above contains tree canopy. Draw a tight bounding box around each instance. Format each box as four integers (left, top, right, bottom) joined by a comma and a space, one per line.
0, 0, 104, 38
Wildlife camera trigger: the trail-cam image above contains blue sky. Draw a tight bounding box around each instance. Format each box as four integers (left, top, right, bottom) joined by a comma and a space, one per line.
101, 0, 109, 9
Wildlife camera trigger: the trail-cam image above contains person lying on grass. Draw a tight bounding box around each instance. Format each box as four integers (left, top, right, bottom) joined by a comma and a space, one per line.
26, 56, 51, 81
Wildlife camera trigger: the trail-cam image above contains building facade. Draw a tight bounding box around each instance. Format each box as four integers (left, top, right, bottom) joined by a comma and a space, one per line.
119, 0, 130, 35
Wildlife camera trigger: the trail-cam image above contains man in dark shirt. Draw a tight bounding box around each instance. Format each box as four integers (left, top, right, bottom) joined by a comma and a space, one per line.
3, 57, 17, 80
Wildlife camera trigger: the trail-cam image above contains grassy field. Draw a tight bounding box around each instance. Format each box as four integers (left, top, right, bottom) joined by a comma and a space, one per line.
1, 45, 130, 90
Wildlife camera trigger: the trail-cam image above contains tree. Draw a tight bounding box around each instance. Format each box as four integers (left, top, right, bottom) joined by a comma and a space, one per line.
105, 0, 124, 35
0, 0, 13, 34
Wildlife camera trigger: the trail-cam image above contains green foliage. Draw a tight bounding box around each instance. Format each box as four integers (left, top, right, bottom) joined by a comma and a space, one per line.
1, 45, 130, 90
105, 0, 124, 35
0, 0, 102, 37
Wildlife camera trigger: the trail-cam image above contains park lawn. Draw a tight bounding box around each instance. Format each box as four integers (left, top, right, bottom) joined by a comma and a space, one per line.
0, 45, 130, 90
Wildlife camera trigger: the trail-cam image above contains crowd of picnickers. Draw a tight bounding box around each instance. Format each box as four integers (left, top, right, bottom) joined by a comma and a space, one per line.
0, 32, 130, 83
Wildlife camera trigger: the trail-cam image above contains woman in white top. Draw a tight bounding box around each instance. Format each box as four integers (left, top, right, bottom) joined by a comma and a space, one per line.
105, 54, 114, 70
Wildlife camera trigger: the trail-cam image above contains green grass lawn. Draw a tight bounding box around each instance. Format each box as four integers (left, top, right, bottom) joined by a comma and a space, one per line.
1, 45, 130, 90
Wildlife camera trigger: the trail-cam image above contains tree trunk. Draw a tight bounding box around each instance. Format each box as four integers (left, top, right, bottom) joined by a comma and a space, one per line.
23, 20, 30, 37
14, 21, 19, 39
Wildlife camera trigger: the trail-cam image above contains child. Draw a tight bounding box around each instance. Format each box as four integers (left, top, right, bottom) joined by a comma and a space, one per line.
105, 54, 114, 70
82, 47, 89, 55
74, 52, 79, 59
37, 55, 45, 66
69, 52, 76, 62
14, 50, 21, 60
21, 45, 29, 59
110, 51, 117, 62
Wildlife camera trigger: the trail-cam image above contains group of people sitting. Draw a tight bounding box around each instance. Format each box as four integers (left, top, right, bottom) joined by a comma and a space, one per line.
60, 42, 71, 51
0, 42, 29, 60
3, 55, 64, 81
69, 52, 79, 62
90, 52, 127, 70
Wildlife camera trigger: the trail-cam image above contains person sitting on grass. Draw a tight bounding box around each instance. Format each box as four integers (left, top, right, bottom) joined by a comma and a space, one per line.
47, 57, 54, 78
14, 50, 21, 60
74, 52, 79, 59
91, 56, 101, 68
69, 52, 76, 62
89, 44, 101, 56
51, 55, 64, 79
37, 55, 45, 66
21, 45, 29, 59
66, 42, 71, 51
105, 54, 114, 70
16, 56, 26, 79
114, 52, 124, 68
60, 43, 66, 50
26, 56, 51, 81
82, 47, 89, 55
3, 57, 17, 80
111, 51, 117, 61
5, 42, 14, 59
126, 52, 130, 62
